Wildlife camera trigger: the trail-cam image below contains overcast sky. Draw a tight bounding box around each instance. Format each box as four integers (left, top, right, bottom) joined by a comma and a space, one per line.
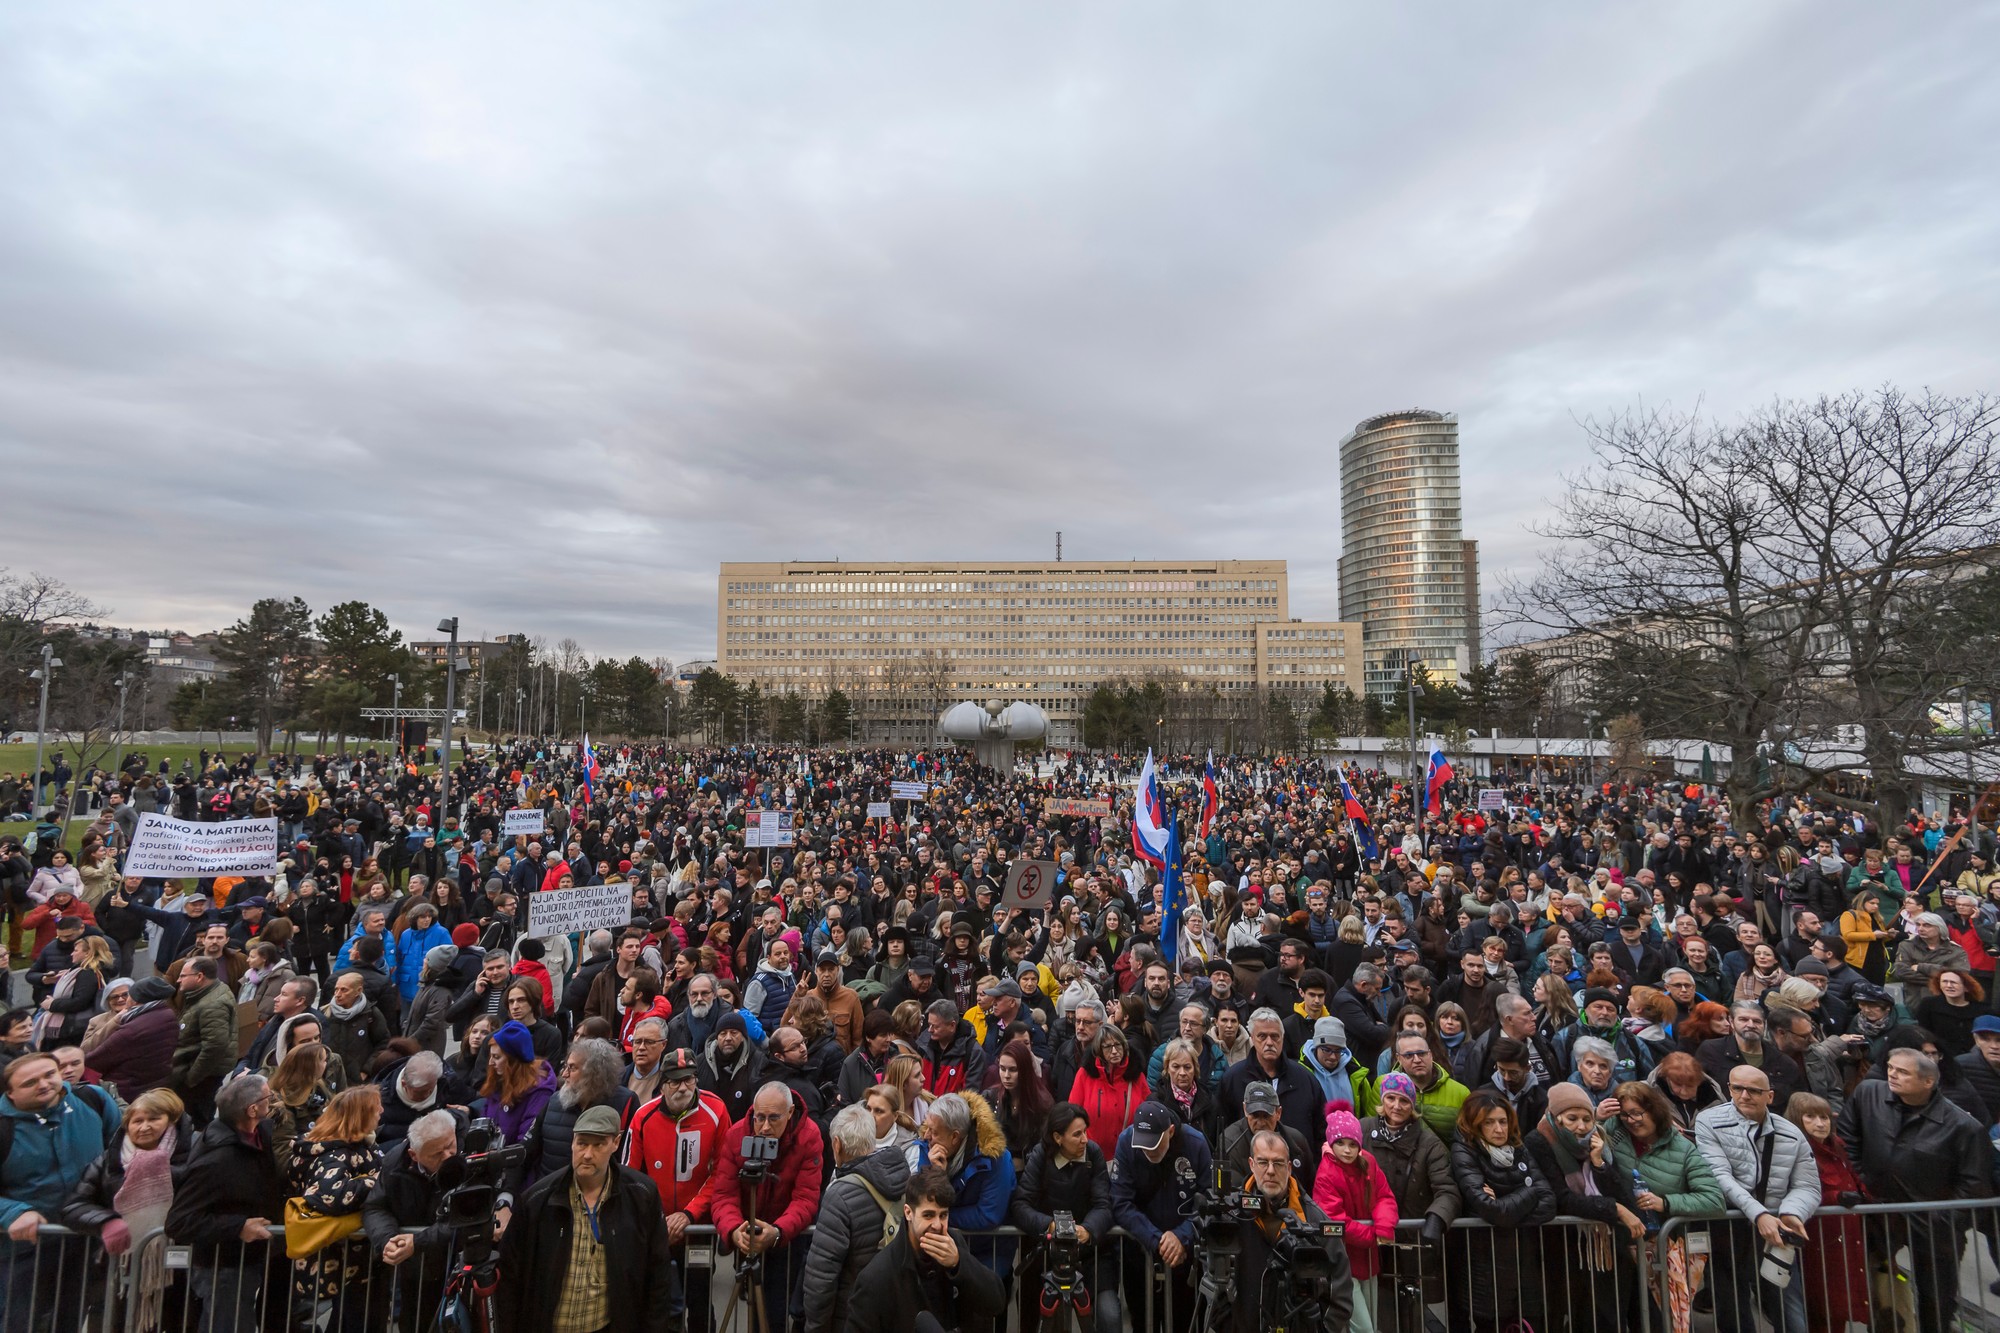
2, 3, 1994, 663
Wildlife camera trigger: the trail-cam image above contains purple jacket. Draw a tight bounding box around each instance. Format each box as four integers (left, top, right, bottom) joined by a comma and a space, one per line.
483, 1061, 559, 1145
84, 1002, 178, 1098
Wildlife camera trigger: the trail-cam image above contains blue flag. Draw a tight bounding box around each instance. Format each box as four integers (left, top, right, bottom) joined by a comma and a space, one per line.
1161, 810, 1184, 968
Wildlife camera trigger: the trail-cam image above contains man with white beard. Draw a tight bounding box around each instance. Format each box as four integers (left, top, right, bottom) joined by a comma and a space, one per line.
625, 1049, 730, 1333
664, 971, 735, 1051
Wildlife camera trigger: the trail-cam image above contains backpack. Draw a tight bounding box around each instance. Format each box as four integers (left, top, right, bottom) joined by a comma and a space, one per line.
850, 1173, 901, 1250
0, 1082, 120, 1166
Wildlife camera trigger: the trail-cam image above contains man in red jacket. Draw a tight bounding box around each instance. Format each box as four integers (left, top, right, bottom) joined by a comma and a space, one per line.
624, 1051, 730, 1333
711, 1082, 824, 1333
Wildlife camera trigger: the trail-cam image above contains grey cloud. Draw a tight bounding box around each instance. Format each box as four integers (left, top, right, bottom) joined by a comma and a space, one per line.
0, 2, 1993, 660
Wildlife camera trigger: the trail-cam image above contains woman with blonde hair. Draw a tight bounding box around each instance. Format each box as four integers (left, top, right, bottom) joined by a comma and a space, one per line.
268, 1039, 339, 1175
862, 1081, 926, 1171
291, 1084, 385, 1321
883, 1052, 933, 1127
40, 934, 114, 1047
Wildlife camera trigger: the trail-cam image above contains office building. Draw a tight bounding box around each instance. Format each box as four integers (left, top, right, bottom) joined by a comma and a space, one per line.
1337, 409, 1479, 700
716, 560, 1358, 744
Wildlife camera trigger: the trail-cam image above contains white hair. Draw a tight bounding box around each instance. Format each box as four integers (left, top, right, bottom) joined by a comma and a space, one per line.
829, 1105, 877, 1161
407, 1111, 458, 1155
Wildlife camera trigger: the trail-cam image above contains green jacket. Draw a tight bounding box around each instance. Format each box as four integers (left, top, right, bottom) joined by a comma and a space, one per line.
1604, 1121, 1724, 1217
1361, 1066, 1468, 1145
172, 980, 239, 1085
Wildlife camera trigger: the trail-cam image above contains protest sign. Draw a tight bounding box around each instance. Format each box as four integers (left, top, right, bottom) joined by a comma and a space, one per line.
1477, 789, 1507, 812
503, 808, 546, 837
1044, 797, 1112, 818
889, 780, 929, 802
1003, 859, 1059, 912
865, 802, 892, 819
526, 882, 633, 939
125, 813, 281, 878
744, 810, 795, 848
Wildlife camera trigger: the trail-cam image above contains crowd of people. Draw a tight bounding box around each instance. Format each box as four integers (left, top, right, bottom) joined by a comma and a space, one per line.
0, 738, 1996, 1333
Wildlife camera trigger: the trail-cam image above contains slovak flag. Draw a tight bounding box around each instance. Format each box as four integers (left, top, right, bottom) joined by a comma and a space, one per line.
1338, 767, 1380, 863
580, 735, 599, 802
1422, 746, 1455, 816
1200, 751, 1220, 839
1131, 750, 1172, 869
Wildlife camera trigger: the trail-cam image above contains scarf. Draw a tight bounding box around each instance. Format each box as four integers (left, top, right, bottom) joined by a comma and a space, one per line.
115, 1129, 177, 1328
326, 997, 367, 1021
1537, 1118, 1615, 1268
1375, 1118, 1415, 1148
1483, 1141, 1515, 1169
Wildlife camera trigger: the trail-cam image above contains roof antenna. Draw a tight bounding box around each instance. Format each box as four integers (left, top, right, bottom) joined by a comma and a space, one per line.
1056, 531, 1062, 561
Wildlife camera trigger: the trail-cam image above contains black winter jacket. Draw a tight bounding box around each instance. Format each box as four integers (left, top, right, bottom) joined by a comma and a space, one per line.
1008, 1141, 1115, 1243
495, 1164, 671, 1333
61, 1115, 198, 1232
164, 1117, 286, 1266
842, 1225, 1008, 1333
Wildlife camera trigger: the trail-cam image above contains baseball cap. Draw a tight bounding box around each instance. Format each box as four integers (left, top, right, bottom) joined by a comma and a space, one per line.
816, 948, 840, 967
907, 957, 936, 976
661, 1048, 701, 1078
1242, 1083, 1281, 1115
1130, 1102, 1176, 1151
573, 1105, 623, 1139
1974, 1015, 2000, 1036
989, 979, 1023, 1000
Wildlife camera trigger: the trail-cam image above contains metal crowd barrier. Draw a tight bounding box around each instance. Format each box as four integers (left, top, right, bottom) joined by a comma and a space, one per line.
1656, 1197, 2000, 1333
13, 1197, 1999, 1333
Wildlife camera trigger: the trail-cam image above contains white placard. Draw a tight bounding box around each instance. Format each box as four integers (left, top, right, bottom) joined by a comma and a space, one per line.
889, 780, 928, 802
744, 810, 794, 848
125, 813, 280, 878
1477, 789, 1507, 812
865, 802, 892, 820
503, 808, 547, 837
1003, 859, 1059, 912
526, 881, 633, 939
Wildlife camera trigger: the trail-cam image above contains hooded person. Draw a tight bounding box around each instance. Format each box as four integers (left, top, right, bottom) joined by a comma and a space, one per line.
509, 936, 556, 1011
83, 976, 182, 1099
1299, 1016, 1371, 1109
403, 944, 460, 1055
696, 1011, 768, 1125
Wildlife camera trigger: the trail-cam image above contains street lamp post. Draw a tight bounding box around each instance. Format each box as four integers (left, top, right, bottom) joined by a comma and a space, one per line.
30, 643, 60, 815
388, 674, 402, 756
436, 618, 460, 831
1405, 655, 1423, 828
112, 674, 130, 777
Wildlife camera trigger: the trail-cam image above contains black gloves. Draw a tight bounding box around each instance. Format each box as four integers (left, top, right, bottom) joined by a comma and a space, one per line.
1421, 1215, 1446, 1245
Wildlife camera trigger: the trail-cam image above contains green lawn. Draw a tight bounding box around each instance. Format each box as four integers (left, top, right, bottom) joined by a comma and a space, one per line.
0, 740, 259, 777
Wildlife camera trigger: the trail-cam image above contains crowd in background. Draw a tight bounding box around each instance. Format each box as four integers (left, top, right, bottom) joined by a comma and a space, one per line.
0, 738, 1996, 1333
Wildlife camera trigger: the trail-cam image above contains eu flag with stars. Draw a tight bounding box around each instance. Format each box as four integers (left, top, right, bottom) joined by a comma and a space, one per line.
1161, 810, 1184, 968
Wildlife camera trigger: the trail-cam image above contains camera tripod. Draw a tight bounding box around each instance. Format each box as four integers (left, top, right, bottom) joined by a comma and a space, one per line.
1187, 1247, 1238, 1333
1032, 1244, 1095, 1333
717, 1197, 775, 1333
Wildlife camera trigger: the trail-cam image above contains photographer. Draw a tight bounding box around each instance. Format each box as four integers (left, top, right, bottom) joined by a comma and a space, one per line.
711, 1082, 825, 1333
1110, 1101, 1211, 1333
362, 1109, 461, 1333
1010, 1101, 1120, 1333
496, 1104, 672, 1333
1234, 1129, 1354, 1333
625, 1050, 729, 1333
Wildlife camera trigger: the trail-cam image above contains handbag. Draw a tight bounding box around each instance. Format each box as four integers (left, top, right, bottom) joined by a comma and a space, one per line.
284, 1197, 363, 1259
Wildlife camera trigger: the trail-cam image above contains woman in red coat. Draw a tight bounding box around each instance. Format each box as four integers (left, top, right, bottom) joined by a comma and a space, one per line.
1785, 1093, 1873, 1331
1313, 1107, 1402, 1333
1065, 1027, 1148, 1161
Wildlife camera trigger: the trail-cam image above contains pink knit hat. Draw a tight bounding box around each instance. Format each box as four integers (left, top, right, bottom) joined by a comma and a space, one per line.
1326, 1107, 1363, 1144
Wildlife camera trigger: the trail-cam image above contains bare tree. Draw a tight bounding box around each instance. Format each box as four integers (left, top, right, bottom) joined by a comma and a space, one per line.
1496, 404, 1835, 830
1763, 389, 2000, 826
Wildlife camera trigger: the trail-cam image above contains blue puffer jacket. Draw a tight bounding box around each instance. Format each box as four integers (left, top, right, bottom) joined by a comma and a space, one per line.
334, 924, 399, 979
394, 923, 455, 1001
743, 960, 797, 1032
0, 1085, 121, 1229
946, 1092, 1018, 1232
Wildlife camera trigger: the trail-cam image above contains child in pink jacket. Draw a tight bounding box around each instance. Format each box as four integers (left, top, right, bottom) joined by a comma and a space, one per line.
1313, 1108, 1400, 1333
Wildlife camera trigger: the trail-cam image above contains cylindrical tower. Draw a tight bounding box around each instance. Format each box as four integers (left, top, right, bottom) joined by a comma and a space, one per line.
1338, 409, 1471, 700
